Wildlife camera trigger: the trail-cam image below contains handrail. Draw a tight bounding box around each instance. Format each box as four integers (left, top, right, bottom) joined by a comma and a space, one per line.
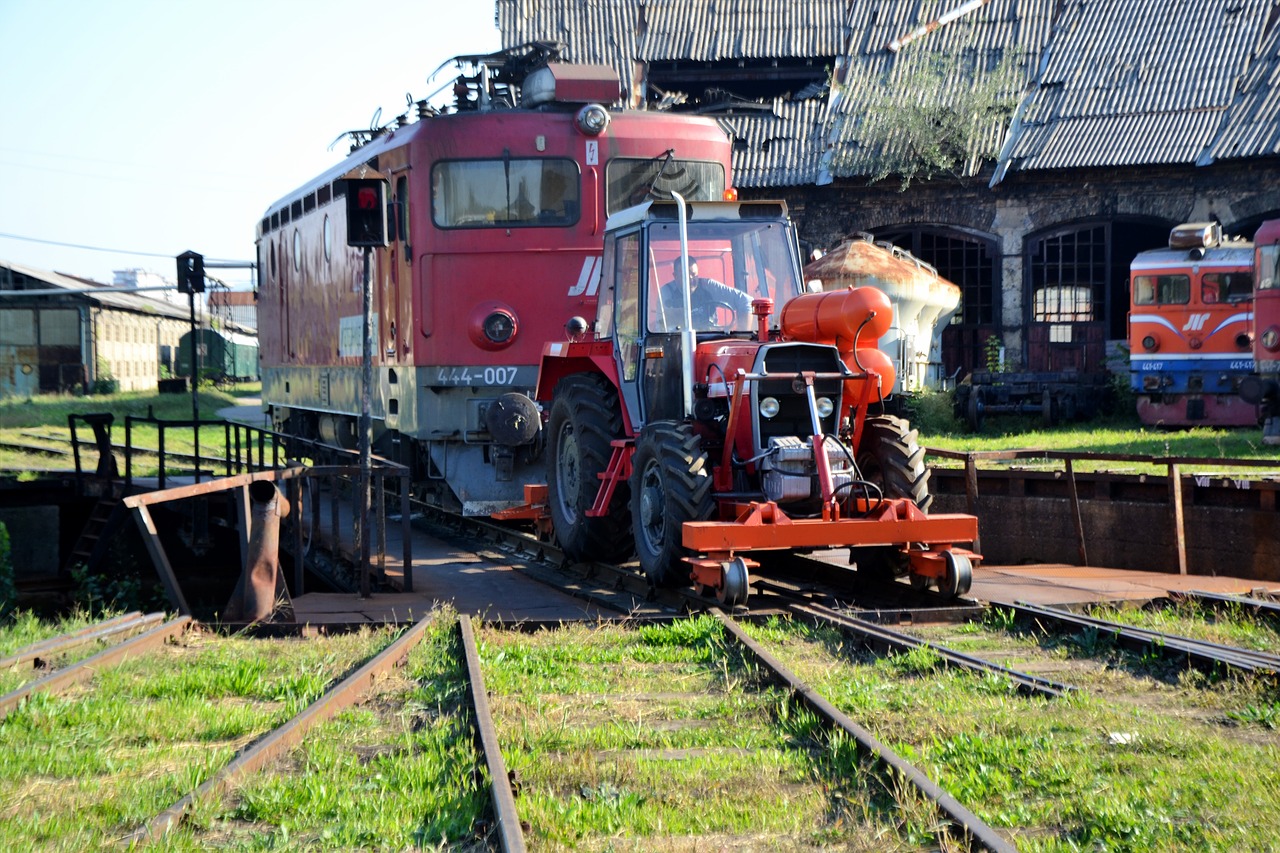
927, 446, 1280, 577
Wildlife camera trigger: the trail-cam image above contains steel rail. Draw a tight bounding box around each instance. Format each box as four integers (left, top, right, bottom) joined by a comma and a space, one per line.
0, 616, 192, 719
0, 611, 164, 671
458, 616, 528, 853
788, 603, 1074, 699
124, 614, 436, 846
712, 609, 1017, 853
1004, 601, 1280, 675
1171, 589, 1280, 621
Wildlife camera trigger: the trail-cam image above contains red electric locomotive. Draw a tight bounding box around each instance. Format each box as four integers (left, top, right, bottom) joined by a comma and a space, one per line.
256, 46, 732, 514
1128, 222, 1256, 427
1241, 218, 1280, 444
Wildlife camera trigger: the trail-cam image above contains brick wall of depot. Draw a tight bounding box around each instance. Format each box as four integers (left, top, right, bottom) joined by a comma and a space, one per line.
931, 475, 1280, 582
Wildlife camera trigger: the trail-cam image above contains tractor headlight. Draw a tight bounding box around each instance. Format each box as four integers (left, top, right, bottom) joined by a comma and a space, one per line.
815, 396, 835, 418
759, 397, 781, 419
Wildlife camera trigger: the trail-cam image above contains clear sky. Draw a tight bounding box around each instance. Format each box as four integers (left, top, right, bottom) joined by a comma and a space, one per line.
0, 0, 500, 290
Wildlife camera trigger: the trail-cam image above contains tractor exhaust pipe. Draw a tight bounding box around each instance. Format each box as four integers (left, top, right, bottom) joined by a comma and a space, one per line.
674, 191, 696, 418
224, 480, 295, 624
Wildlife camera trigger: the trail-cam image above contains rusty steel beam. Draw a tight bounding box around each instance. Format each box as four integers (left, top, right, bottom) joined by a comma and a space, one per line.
713, 610, 1017, 853
129, 504, 192, 615
125, 614, 436, 846
0, 616, 192, 720
1169, 463, 1188, 575
459, 616, 527, 853
122, 465, 359, 509
0, 611, 157, 671
1065, 459, 1089, 566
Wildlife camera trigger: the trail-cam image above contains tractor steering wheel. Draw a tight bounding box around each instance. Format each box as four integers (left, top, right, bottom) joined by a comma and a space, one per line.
705, 298, 744, 331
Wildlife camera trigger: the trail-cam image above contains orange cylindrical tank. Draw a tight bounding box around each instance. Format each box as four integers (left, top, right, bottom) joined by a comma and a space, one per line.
841, 346, 896, 409
779, 286, 893, 348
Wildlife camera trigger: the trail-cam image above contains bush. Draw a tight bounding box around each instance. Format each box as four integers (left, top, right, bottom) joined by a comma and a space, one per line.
0, 522, 14, 620
902, 388, 963, 437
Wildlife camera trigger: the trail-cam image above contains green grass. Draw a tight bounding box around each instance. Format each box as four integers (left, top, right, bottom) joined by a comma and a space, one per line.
0, 623, 391, 850
829, 615, 1280, 851
478, 616, 919, 851
0, 385, 268, 477
903, 387, 1277, 475
158, 613, 489, 851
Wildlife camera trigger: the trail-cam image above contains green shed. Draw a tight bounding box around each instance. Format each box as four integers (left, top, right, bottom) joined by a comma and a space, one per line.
176, 328, 260, 382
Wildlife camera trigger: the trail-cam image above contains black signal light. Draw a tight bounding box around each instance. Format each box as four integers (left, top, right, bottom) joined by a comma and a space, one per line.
176, 250, 205, 294
345, 179, 388, 247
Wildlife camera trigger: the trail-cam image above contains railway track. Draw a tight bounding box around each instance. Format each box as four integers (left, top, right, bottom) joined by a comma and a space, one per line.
999, 600, 1280, 677
4, 574, 1280, 848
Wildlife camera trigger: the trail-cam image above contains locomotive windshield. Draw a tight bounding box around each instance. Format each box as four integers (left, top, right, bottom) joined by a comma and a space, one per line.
432, 158, 580, 228
645, 218, 803, 334
606, 158, 726, 214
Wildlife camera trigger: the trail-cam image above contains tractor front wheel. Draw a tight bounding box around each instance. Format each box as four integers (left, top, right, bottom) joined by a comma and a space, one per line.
853, 414, 932, 582
855, 414, 932, 511
631, 422, 715, 587
546, 375, 633, 564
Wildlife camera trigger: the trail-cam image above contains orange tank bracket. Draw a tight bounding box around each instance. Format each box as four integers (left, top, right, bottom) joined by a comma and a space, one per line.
492, 484, 554, 538
586, 439, 634, 518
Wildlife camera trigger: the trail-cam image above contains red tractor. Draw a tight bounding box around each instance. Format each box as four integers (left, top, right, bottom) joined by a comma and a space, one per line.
533, 196, 979, 605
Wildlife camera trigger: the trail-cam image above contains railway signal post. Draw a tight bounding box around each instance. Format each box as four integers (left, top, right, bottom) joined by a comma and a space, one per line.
343, 170, 389, 597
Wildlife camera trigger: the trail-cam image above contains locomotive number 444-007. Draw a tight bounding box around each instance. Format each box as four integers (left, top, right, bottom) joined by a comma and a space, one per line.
434, 365, 522, 386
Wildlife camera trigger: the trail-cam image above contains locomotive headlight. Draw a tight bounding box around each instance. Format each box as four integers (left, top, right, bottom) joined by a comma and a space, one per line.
469, 302, 520, 350
815, 396, 835, 418
1236, 332, 1253, 350
1142, 335, 1159, 352
1264, 327, 1280, 352
759, 397, 781, 419
484, 311, 516, 344
576, 104, 610, 136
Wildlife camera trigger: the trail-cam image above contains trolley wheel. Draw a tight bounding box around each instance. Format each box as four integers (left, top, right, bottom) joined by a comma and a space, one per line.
717, 557, 751, 607
967, 388, 985, 432
1041, 389, 1058, 427
940, 551, 973, 599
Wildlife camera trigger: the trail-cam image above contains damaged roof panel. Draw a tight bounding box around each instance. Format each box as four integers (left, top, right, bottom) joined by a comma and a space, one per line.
994, 0, 1273, 177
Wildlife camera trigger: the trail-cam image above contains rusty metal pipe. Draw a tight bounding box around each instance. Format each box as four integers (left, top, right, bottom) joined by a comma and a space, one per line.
225, 480, 294, 623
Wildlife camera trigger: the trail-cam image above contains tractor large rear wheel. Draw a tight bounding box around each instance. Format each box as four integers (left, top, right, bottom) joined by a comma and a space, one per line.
631, 422, 715, 587
547, 375, 633, 564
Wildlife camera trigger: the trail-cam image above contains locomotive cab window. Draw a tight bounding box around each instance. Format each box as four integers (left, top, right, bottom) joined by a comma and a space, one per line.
1132, 274, 1190, 305
1202, 272, 1252, 304
432, 158, 579, 228
606, 158, 726, 215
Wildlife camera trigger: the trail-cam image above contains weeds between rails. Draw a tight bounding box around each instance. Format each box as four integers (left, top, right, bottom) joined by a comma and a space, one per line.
3, 599, 1279, 850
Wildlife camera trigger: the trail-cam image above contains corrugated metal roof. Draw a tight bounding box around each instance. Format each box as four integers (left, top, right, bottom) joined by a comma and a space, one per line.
0, 260, 189, 320
717, 98, 831, 187
1200, 13, 1280, 164
638, 0, 845, 60
994, 0, 1275, 177
827, 0, 1055, 181
498, 0, 646, 101
496, 0, 1280, 186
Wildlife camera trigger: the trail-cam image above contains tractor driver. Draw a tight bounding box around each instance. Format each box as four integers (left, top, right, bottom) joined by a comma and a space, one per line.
658, 257, 753, 331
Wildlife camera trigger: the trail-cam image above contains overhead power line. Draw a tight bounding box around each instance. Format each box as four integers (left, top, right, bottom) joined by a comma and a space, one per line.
0, 230, 250, 266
